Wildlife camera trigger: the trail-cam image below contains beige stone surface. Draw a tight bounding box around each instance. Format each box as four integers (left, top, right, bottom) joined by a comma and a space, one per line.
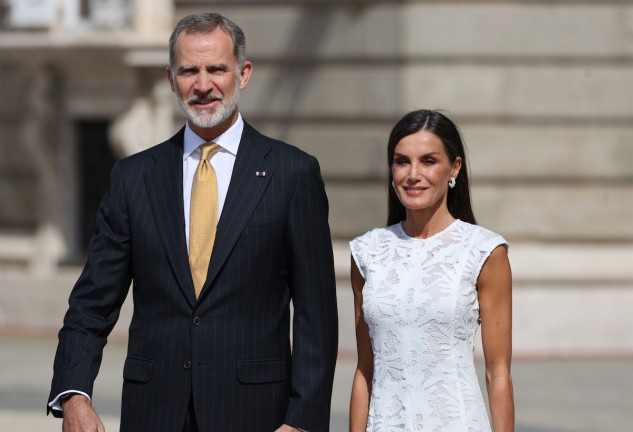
1, 0, 631, 361
241, 64, 401, 118
256, 123, 390, 179
326, 182, 387, 238
182, 3, 633, 59
181, 4, 401, 58
402, 65, 633, 118
465, 125, 633, 180
403, 4, 633, 57
242, 63, 633, 119
509, 243, 633, 282
472, 184, 633, 240
509, 284, 633, 356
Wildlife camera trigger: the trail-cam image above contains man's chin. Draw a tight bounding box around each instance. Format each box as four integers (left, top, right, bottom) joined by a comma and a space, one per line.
187, 111, 224, 129
182, 100, 237, 130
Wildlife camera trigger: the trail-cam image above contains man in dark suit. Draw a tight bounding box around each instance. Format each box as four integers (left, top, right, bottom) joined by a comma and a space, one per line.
48, 13, 338, 432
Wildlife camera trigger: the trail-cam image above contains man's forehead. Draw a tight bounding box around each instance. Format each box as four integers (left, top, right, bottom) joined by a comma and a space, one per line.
178, 27, 232, 44
173, 30, 236, 63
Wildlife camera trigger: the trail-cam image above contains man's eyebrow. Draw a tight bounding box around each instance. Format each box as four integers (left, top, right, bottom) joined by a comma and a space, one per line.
207, 63, 229, 71
177, 63, 229, 73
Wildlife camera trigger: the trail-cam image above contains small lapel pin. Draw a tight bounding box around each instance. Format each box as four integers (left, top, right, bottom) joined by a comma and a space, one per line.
255, 171, 266, 177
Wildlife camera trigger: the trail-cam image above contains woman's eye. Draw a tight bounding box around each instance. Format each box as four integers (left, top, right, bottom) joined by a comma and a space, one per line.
424, 159, 436, 165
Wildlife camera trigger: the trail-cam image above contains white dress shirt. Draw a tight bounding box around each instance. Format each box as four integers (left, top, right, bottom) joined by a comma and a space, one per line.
182, 115, 242, 250
48, 115, 243, 412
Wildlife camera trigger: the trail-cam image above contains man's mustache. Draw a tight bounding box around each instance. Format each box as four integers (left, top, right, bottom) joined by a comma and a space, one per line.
188, 93, 223, 105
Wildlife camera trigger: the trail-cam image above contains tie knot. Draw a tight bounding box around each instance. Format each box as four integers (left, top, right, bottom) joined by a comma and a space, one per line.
199, 142, 220, 161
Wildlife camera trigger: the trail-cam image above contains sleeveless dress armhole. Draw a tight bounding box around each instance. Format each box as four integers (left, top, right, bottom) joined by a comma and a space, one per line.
473, 233, 509, 282
349, 235, 369, 280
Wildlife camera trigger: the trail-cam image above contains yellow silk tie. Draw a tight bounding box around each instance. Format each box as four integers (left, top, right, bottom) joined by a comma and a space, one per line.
189, 142, 220, 299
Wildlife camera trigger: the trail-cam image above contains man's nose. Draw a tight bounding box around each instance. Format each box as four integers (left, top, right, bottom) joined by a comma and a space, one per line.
194, 72, 214, 94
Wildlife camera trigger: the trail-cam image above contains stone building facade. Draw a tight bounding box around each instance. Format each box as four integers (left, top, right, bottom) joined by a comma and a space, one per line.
1, 0, 632, 357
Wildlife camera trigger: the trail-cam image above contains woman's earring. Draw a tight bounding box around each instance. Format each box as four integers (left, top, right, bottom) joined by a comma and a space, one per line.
391, 180, 395, 189
449, 177, 456, 189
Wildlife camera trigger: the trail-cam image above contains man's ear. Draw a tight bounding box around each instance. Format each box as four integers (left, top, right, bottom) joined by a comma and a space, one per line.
238, 61, 253, 90
166, 67, 176, 92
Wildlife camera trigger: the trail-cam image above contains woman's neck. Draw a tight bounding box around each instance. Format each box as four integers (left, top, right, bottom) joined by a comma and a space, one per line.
402, 208, 455, 239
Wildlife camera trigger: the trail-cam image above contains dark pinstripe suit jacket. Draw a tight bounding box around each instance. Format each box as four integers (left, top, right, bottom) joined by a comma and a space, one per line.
48, 122, 339, 431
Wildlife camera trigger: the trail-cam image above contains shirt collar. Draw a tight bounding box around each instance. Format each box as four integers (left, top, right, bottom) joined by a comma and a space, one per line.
182, 114, 244, 160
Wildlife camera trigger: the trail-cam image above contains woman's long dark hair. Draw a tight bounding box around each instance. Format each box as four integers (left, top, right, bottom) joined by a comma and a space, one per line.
387, 109, 477, 226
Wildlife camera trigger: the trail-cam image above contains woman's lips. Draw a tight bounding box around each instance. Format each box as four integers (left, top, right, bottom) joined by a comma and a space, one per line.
403, 186, 427, 195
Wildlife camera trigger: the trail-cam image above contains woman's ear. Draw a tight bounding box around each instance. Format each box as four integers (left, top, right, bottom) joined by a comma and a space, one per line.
452, 156, 462, 179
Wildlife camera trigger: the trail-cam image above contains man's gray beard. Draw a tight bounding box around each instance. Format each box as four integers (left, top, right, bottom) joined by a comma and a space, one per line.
179, 87, 240, 129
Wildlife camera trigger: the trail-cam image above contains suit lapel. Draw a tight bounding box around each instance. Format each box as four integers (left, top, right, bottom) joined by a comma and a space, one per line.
198, 123, 273, 301
144, 128, 197, 307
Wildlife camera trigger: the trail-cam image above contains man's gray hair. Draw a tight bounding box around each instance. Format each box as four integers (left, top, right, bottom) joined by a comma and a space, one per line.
169, 13, 247, 68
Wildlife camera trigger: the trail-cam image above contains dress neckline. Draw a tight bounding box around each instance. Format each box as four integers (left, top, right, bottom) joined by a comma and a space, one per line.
396, 219, 461, 241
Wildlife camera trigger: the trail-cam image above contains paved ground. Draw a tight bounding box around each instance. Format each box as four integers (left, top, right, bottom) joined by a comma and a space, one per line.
1, 336, 631, 431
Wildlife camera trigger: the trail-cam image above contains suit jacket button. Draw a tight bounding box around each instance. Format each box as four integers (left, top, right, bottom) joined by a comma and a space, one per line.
192, 316, 201, 326
183, 360, 192, 370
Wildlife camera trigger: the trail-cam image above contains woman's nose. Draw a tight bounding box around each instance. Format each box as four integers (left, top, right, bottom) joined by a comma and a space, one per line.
409, 163, 423, 180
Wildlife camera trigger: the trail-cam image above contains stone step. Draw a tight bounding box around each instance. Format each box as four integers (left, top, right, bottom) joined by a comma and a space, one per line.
1, 240, 631, 358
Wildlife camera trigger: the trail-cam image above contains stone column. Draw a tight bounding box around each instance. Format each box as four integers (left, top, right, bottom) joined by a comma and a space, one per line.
20, 63, 66, 275
133, 0, 173, 36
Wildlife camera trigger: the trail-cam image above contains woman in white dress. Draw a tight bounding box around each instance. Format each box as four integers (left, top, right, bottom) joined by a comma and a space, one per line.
350, 110, 514, 431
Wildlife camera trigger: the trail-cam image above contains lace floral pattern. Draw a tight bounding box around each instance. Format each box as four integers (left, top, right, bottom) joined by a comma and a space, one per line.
351, 220, 507, 431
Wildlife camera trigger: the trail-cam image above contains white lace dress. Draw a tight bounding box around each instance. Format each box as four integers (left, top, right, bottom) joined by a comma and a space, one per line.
350, 220, 508, 432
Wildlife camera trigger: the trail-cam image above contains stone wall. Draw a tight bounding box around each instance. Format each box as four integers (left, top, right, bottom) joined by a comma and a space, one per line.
0, 0, 631, 357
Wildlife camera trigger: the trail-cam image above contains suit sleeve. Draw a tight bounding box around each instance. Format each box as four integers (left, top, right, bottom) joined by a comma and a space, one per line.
48, 161, 132, 416
284, 155, 338, 432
